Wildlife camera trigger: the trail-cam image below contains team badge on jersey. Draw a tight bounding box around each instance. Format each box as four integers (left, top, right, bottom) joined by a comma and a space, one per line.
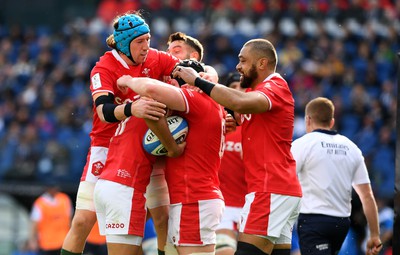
91, 161, 104, 176
142, 68, 150, 77
91, 73, 102, 89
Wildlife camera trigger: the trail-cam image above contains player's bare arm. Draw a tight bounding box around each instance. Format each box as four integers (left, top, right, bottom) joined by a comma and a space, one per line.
131, 97, 168, 120
118, 75, 188, 157
145, 117, 186, 158
117, 75, 187, 112
173, 66, 270, 114
93, 92, 166, 122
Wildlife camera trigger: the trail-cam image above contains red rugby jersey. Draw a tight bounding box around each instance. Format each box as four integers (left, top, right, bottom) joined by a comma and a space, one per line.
165, 88, 225, 204
80, 49, 178, 182
89, 49, 179, 147
219, 126, 246, 207
240, 73, 302, 197
98, 116, 156, 193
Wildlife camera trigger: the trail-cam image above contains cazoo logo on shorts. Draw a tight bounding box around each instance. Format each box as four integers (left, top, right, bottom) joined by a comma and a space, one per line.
106, 223, 125, 229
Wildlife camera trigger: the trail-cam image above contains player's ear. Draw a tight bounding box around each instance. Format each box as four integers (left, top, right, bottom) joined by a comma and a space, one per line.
330, 118, 335, 129
190, 52, 200, 61
304, 115, 312, 133
257, 57, 268, 70
305, 115, 311, 128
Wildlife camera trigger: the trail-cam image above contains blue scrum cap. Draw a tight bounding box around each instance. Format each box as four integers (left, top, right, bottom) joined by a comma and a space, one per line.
113, 14, 150, 57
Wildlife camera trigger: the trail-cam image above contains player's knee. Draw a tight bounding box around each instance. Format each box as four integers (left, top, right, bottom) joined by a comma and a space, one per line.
234, 241, 269, 255
71, 211, 96, 231
150, 207, 169, 230
216, 233, 237, 251
270, 249, 290, 255
153, 214, 168, 229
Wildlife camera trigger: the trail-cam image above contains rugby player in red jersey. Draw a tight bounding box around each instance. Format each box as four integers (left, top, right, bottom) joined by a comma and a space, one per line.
116, 66, 226, 255
215, 72, 247, 255
61, 12, 181, 255
174, 39, 303, 255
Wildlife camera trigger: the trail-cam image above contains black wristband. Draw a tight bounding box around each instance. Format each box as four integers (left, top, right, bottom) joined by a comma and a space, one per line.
225, 107, 235, 117
124, 102, 132, 117
194, 77, 215, 96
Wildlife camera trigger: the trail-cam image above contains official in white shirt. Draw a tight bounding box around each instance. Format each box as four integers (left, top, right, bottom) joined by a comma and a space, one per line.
291, 97, 382, 255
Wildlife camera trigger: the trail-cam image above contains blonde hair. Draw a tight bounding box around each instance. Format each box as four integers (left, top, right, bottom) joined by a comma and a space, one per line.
305, 97, 335, 127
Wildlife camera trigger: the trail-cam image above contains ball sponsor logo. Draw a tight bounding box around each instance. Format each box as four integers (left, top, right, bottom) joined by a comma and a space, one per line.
143, 116, 188, 156
146, 132, 156, 142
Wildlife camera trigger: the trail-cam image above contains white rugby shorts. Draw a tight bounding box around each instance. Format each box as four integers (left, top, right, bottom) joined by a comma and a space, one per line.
76, 146, 108, 211
217, 205, 242, 231
239, 192, 301, 245
168, 199, 224, 246
94, 179, 146, 245
81, 146, 108, 182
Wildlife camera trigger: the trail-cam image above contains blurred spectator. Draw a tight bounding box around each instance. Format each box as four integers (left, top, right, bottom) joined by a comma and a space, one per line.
361, 195, 393, 254
0, 2, 397, 252
83, 220, 107, 255
96, 0, 140, 24
354, 115, 378, 158
371, 125, 395, 200
27, 183, 73, 255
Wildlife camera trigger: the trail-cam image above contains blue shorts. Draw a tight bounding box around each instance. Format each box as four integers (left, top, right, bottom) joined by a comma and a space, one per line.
297, 213, 350, 255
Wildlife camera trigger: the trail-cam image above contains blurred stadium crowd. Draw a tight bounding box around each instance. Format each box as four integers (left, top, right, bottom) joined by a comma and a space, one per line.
0, 0, 397, 229
0, 0, 398, 254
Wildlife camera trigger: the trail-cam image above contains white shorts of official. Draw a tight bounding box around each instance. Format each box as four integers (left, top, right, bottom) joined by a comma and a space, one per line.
217, 205, 242, 231
76, 146, 108, 211
168, 198, 224, 246
94, 179, 146, 245
145, 169, 170, 209
239, 192, 301, 245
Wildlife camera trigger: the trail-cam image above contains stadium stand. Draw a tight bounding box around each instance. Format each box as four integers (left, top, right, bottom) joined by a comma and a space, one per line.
0, 0, 397, 253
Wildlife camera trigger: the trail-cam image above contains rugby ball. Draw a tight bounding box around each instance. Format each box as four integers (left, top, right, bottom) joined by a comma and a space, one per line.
143, 115, 188, 156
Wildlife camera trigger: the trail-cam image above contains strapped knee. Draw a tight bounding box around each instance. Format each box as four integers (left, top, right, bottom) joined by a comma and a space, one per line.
234, 241, 269, 255
216, 233, 237, 251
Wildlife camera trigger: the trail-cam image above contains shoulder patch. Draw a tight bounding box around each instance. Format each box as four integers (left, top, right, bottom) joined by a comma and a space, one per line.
92, 73, 102, 89
264, 82, 272, 89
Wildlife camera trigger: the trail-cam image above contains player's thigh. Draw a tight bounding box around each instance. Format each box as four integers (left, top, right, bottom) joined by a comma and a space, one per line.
76, 146, 108, 211
146, 173, 170, 209
76, 181, 96, 211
